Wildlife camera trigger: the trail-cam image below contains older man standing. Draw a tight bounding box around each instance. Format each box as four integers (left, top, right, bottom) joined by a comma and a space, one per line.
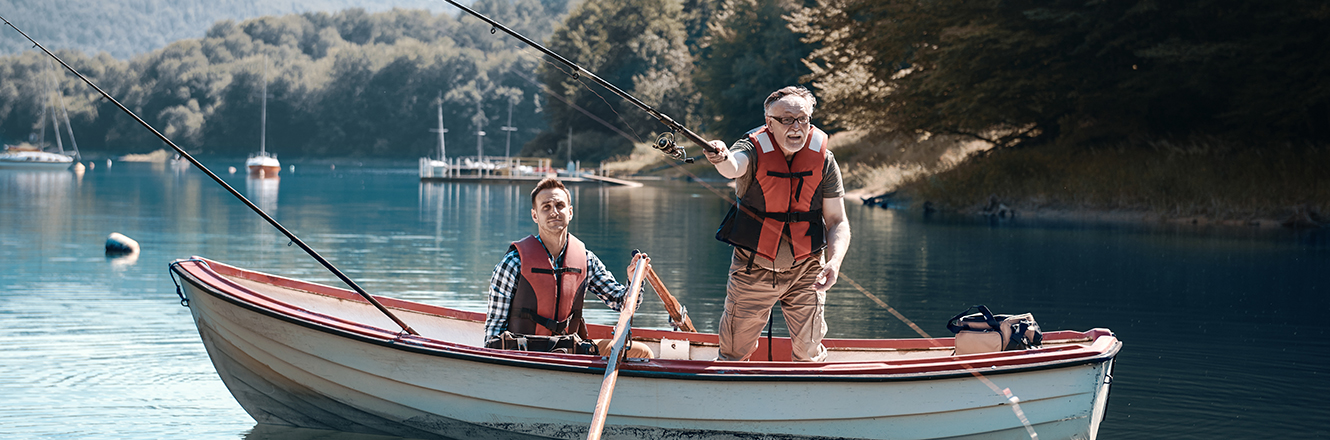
703, 86, 851, 362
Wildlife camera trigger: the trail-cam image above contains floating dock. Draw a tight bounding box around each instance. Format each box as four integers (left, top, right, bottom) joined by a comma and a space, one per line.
419, 157, 641, 187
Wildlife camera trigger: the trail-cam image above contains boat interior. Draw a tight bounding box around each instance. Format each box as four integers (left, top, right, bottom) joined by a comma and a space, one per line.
192, 258, 1107, 365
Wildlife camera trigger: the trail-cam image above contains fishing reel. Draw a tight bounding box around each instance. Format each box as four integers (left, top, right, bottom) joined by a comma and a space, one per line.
654, 132, 693, 163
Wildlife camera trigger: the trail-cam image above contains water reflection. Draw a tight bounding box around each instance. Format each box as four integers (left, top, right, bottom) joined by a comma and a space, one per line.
244, 175, 280, 214
2, 163, 1326, 439
0, 168, 75, 201
107, 251, 140, 270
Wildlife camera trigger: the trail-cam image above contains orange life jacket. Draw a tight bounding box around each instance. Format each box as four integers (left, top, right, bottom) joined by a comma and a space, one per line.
508, 234, 589, 337
715, 125, 829, 262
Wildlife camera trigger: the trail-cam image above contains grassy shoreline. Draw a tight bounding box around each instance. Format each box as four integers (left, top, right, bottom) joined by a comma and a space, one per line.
883, 137, 1330, 228
606, 131, 1328, 229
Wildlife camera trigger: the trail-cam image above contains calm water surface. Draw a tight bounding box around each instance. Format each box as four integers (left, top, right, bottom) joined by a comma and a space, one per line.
1, 160, 1326, 439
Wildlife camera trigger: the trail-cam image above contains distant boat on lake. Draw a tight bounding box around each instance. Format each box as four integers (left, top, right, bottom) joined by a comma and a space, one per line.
420, 94, 448, 179
1, 62, 80, 170
0, 143, 75, 170
246, 56, 279, 178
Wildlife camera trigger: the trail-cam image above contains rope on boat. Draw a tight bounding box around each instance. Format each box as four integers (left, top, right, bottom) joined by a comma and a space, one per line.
167, 258, 210, 307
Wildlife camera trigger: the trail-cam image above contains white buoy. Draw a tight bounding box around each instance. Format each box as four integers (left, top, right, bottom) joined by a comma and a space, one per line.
330, 164, 335, 170
105, 232, 140, 255
88, 161, 95, 170
228, 166, 237, 174
74, 163, 86, 173
289, 165, 295, 173
106, 159, 112, 168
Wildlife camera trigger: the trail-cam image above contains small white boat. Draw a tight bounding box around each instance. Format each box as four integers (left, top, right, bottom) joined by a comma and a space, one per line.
171, 257, 1120, 440
0, 146, 74, 170
245, 151, 279, 178
3, 62, 81, 171
420, 93, 449, 179
247, 56, 279, 178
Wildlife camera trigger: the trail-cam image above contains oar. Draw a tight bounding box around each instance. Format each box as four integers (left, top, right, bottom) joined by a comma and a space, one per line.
587, 253, 650, 440
644, 266, 696, 332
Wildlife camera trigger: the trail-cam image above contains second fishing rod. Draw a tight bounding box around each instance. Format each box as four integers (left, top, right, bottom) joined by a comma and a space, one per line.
439, 0, 720, 163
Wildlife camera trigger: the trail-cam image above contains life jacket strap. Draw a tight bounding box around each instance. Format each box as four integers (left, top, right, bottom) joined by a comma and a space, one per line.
519, 308, 574, 334
755, 209, 823, 223
531, 267, 583, 275
766, 170, 814, 201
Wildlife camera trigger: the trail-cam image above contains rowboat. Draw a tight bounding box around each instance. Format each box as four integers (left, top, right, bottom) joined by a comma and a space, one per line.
170, 257, 1121, 440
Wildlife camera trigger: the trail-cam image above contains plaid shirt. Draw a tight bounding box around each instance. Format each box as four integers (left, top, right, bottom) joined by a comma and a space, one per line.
484, 235, 641, 341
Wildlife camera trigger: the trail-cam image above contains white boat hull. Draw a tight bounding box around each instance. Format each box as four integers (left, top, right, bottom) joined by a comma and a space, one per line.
0, 151, 74, 170
246, 154, 280, 178
173, 258, 1119, 440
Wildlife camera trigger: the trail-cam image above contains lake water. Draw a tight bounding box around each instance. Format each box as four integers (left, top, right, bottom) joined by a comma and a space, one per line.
1, 160, 1327, 439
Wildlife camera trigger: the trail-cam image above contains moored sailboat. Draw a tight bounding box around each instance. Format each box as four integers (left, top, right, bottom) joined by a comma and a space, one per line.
1, 61, 80, 170
246, 56, 279, 178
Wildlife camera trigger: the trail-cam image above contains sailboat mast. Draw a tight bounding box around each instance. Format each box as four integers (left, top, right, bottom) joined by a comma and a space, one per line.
44, 62, 64, 155
51, 61, 79, 158
260, 55, 268, 155
437, 97, 445, 160
501, 99, 516, 159
49, 98, 64, 154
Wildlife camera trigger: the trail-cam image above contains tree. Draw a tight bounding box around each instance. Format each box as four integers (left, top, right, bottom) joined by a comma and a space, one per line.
694, 0, 818, 142
538, 0, 698, 161
793, 0, 1330, 148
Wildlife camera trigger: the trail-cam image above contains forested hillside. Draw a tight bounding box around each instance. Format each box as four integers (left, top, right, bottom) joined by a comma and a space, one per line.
796, 0, 1330, 147
1, 0, 1326, 168
0, 1, 568, 159
0, 0, 462, 59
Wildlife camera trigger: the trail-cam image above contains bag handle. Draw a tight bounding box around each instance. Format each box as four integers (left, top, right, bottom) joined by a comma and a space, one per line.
947, 304, 1001, 333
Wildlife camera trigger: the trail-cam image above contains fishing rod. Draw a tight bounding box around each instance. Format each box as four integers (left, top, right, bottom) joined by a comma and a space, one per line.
0, 15, 419, 336
439, 0, 718, 163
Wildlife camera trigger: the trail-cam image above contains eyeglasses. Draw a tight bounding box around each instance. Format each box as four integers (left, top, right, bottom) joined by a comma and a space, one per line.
766, 115, 809, 126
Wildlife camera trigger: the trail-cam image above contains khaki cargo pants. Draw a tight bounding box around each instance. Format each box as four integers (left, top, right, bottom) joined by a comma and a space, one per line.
717, 251, 828, 362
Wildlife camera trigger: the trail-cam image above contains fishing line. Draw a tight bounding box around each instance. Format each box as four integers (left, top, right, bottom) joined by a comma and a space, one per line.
839, 274, 1039, 438
0, 15, 419, 337
571, 75, 646, 143
508, 67, 640, 145
438, 0, 712, 163
507, 50, 741, 203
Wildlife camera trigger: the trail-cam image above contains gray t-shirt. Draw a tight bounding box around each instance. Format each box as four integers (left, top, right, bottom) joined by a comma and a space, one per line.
726, 133, 844, 269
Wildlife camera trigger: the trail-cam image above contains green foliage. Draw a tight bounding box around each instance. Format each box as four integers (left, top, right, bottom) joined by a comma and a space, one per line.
0, 5, 569, 158
537, 0, 698, 161
795, 0, 1330, 148
904, 139, 1330, 222
694, 0, 818, 142
0, 0, 466, 59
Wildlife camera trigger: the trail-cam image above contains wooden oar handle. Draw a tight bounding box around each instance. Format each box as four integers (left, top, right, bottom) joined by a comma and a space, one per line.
587, 255, 649, 440
645, 267, 696, 333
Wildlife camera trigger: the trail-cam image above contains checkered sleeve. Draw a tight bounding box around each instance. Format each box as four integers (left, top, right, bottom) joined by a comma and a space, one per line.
484, 249, 522, 341
585, 250, 644, 312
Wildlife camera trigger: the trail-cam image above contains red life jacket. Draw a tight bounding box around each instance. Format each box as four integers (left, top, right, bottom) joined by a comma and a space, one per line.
715, 125, 829, 262
508, 234, 589, 337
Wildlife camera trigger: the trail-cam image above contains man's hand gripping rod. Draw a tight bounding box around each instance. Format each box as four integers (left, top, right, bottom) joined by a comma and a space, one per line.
439, 0, 719, 163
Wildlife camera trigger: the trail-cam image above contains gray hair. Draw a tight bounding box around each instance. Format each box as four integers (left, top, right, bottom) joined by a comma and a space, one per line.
763, 86, 817, 111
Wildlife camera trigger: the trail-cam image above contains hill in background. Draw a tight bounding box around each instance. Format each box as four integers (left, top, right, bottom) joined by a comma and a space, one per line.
0, 0, 472, 59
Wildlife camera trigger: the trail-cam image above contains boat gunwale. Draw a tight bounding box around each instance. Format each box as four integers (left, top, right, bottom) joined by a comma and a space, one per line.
173, 257, 1121, 382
